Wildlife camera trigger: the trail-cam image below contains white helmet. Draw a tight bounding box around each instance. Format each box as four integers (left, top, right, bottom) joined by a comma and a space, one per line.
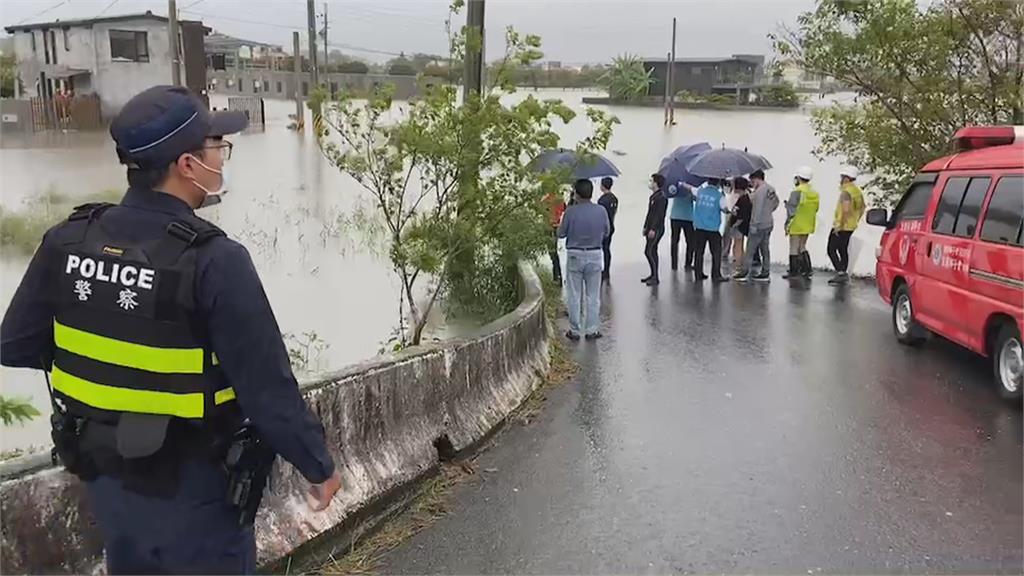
839, 166, 859, 180
795, 166, 814, 181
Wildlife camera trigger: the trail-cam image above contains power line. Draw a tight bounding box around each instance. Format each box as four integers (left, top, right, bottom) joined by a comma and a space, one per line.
181, 10, 304, 31
95, 0, 119, 17
180, 0, 207, 11
15, 0, 69, 25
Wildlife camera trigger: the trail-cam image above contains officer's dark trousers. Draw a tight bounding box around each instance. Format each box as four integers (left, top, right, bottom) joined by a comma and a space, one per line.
87, 460, 256, 575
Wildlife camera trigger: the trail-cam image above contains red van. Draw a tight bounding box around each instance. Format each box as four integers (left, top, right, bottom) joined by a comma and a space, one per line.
867, 126, 1023, 401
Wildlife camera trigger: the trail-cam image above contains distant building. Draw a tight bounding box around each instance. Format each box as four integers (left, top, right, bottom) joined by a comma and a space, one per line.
4, 11, 209, 117
205, 32, 285, 71
644, 54, 766, 99
780, 62, 833, 92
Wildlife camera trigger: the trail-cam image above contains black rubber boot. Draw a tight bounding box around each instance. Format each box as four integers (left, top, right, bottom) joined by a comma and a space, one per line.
783, 255, 800, 279
801, 251, 813, 278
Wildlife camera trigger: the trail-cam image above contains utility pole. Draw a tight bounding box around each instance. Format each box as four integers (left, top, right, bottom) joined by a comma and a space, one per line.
293, 31, 303, 130
306, 0, 319, 88
322, 2, 329, 74
663, 51, 671, 125
169, 0, 181, 86
668, 17, 677, 126
462, 0, 485, 102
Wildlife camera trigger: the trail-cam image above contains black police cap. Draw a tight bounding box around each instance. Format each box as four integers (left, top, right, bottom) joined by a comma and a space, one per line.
110, 85, 248, 170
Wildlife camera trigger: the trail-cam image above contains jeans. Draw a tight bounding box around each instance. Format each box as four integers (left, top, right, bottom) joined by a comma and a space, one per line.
669, 219, 695, 269
644, 229, 665, 280
694, 229, 724, 279
601, 232, 614, 278
742, 228, 772, 276
827, 229, 853, 272
565, 249, 604, 335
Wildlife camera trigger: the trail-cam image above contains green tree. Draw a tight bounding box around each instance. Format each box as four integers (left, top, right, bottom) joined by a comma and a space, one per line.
756, 83, 801, 107
600, 54, 653, 102
0, 395, 39, 426
387, 55, 417, 76
774, 0, 1024, 204
312, 2, 617, 346
335, 60, 369, 74
1, 53, 19, 98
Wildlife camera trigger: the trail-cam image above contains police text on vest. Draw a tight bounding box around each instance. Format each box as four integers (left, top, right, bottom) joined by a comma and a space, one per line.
65, 255, 154, 290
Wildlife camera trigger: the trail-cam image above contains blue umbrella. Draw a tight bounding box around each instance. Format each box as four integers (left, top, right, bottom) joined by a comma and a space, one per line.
530, 148, 621, 180
685, 147, 772, 179
658, 142, 712, 186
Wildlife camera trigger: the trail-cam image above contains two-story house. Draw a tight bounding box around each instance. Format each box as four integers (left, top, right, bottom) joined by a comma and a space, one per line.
644, 54, 766, 99
4, 11, 208, 118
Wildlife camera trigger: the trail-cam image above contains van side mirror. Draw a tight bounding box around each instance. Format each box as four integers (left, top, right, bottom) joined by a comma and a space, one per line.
866, 208, 889, 227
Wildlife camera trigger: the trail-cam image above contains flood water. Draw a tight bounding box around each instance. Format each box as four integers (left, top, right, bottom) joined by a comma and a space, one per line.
0, 89, 877, 452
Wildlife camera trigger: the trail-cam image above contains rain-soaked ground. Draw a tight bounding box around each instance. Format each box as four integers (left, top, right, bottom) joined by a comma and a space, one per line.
382, 260, 1023, 574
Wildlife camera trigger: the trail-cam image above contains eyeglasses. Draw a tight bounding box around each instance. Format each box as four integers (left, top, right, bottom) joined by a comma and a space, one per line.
203, 140, 233, 161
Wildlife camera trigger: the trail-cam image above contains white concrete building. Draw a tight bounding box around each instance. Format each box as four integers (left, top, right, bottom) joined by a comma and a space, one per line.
4, 12, 204, 117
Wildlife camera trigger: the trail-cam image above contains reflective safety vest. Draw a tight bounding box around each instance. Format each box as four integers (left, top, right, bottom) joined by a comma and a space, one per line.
50, 203, 237, 431
787, 182, 820, 235
833, 182, 864, 231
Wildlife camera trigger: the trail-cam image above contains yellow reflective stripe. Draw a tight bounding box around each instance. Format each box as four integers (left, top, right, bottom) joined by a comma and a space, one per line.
211, 353, 219, 366
51, 366, 205, 418
54, 321, 204, 375
214, 387, 236, 404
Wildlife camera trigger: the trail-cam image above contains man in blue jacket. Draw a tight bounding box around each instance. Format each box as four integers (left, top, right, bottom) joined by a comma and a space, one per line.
692, 178, 730, 282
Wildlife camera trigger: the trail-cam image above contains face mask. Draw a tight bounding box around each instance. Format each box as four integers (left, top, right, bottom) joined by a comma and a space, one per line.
188, 154, 229, 208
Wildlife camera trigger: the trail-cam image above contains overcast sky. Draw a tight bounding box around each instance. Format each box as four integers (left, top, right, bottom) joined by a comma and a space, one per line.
1, 0, 814, 63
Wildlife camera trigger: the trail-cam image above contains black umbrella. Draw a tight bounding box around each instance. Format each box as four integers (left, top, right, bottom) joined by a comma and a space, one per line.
685, 148, 772, 179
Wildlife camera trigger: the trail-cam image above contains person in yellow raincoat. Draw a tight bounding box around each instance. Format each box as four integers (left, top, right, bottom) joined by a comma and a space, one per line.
784, 166, 819, 279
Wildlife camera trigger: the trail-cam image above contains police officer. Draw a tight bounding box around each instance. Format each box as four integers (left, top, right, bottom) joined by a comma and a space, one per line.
0, 86, 342, 574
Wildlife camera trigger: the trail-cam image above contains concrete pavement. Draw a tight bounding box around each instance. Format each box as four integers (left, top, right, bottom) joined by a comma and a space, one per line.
382, 261, 1023, 574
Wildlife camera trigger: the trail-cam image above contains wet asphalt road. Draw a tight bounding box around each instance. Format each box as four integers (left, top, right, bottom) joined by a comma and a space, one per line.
382, 261, 1023, 574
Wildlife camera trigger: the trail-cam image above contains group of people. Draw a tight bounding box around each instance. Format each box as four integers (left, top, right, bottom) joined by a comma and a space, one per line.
553, 165, 865, 340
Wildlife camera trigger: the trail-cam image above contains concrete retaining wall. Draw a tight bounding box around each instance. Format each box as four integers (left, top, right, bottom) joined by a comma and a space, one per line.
0, 262, 549, 574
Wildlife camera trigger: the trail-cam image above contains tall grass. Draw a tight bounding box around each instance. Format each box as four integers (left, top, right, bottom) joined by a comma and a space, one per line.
1, 187, 122, 256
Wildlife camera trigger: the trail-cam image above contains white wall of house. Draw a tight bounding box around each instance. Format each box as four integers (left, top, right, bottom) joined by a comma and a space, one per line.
11, 18, 172, 117
91, 21, 172, 116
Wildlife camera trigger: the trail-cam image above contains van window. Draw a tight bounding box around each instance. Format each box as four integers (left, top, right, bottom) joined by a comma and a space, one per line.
933, 176, 990, 237
893, 181, 934, 221
980, 175, 1024, 246
952, 177, 990, 237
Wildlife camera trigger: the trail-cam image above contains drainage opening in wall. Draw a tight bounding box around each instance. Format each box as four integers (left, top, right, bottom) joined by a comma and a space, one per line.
433, 434, 455, 462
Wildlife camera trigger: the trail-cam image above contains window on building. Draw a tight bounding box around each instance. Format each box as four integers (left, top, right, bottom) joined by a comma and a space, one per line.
330, 81, 338, 95
276, 81, 283, 93
893, 181, 935, 221
109, 30, 149, 62
239, 79, 244, 92
30, 30, 37, 52
932, 176, 991, 237
302, 81, 309, 96
63, 27, 70, 50
42, 30, 50, 64
980, 175, 1024, 246
253, 79, 260, 93
50, 30, 58, 64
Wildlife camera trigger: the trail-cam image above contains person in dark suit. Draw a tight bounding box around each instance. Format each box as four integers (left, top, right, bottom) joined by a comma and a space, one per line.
642, 173, 669, 286
597, 177, 618, 281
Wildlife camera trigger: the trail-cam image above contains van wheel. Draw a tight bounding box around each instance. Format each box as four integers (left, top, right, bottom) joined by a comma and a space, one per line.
892, 284, 927, 346
993, 323, 1023, 401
